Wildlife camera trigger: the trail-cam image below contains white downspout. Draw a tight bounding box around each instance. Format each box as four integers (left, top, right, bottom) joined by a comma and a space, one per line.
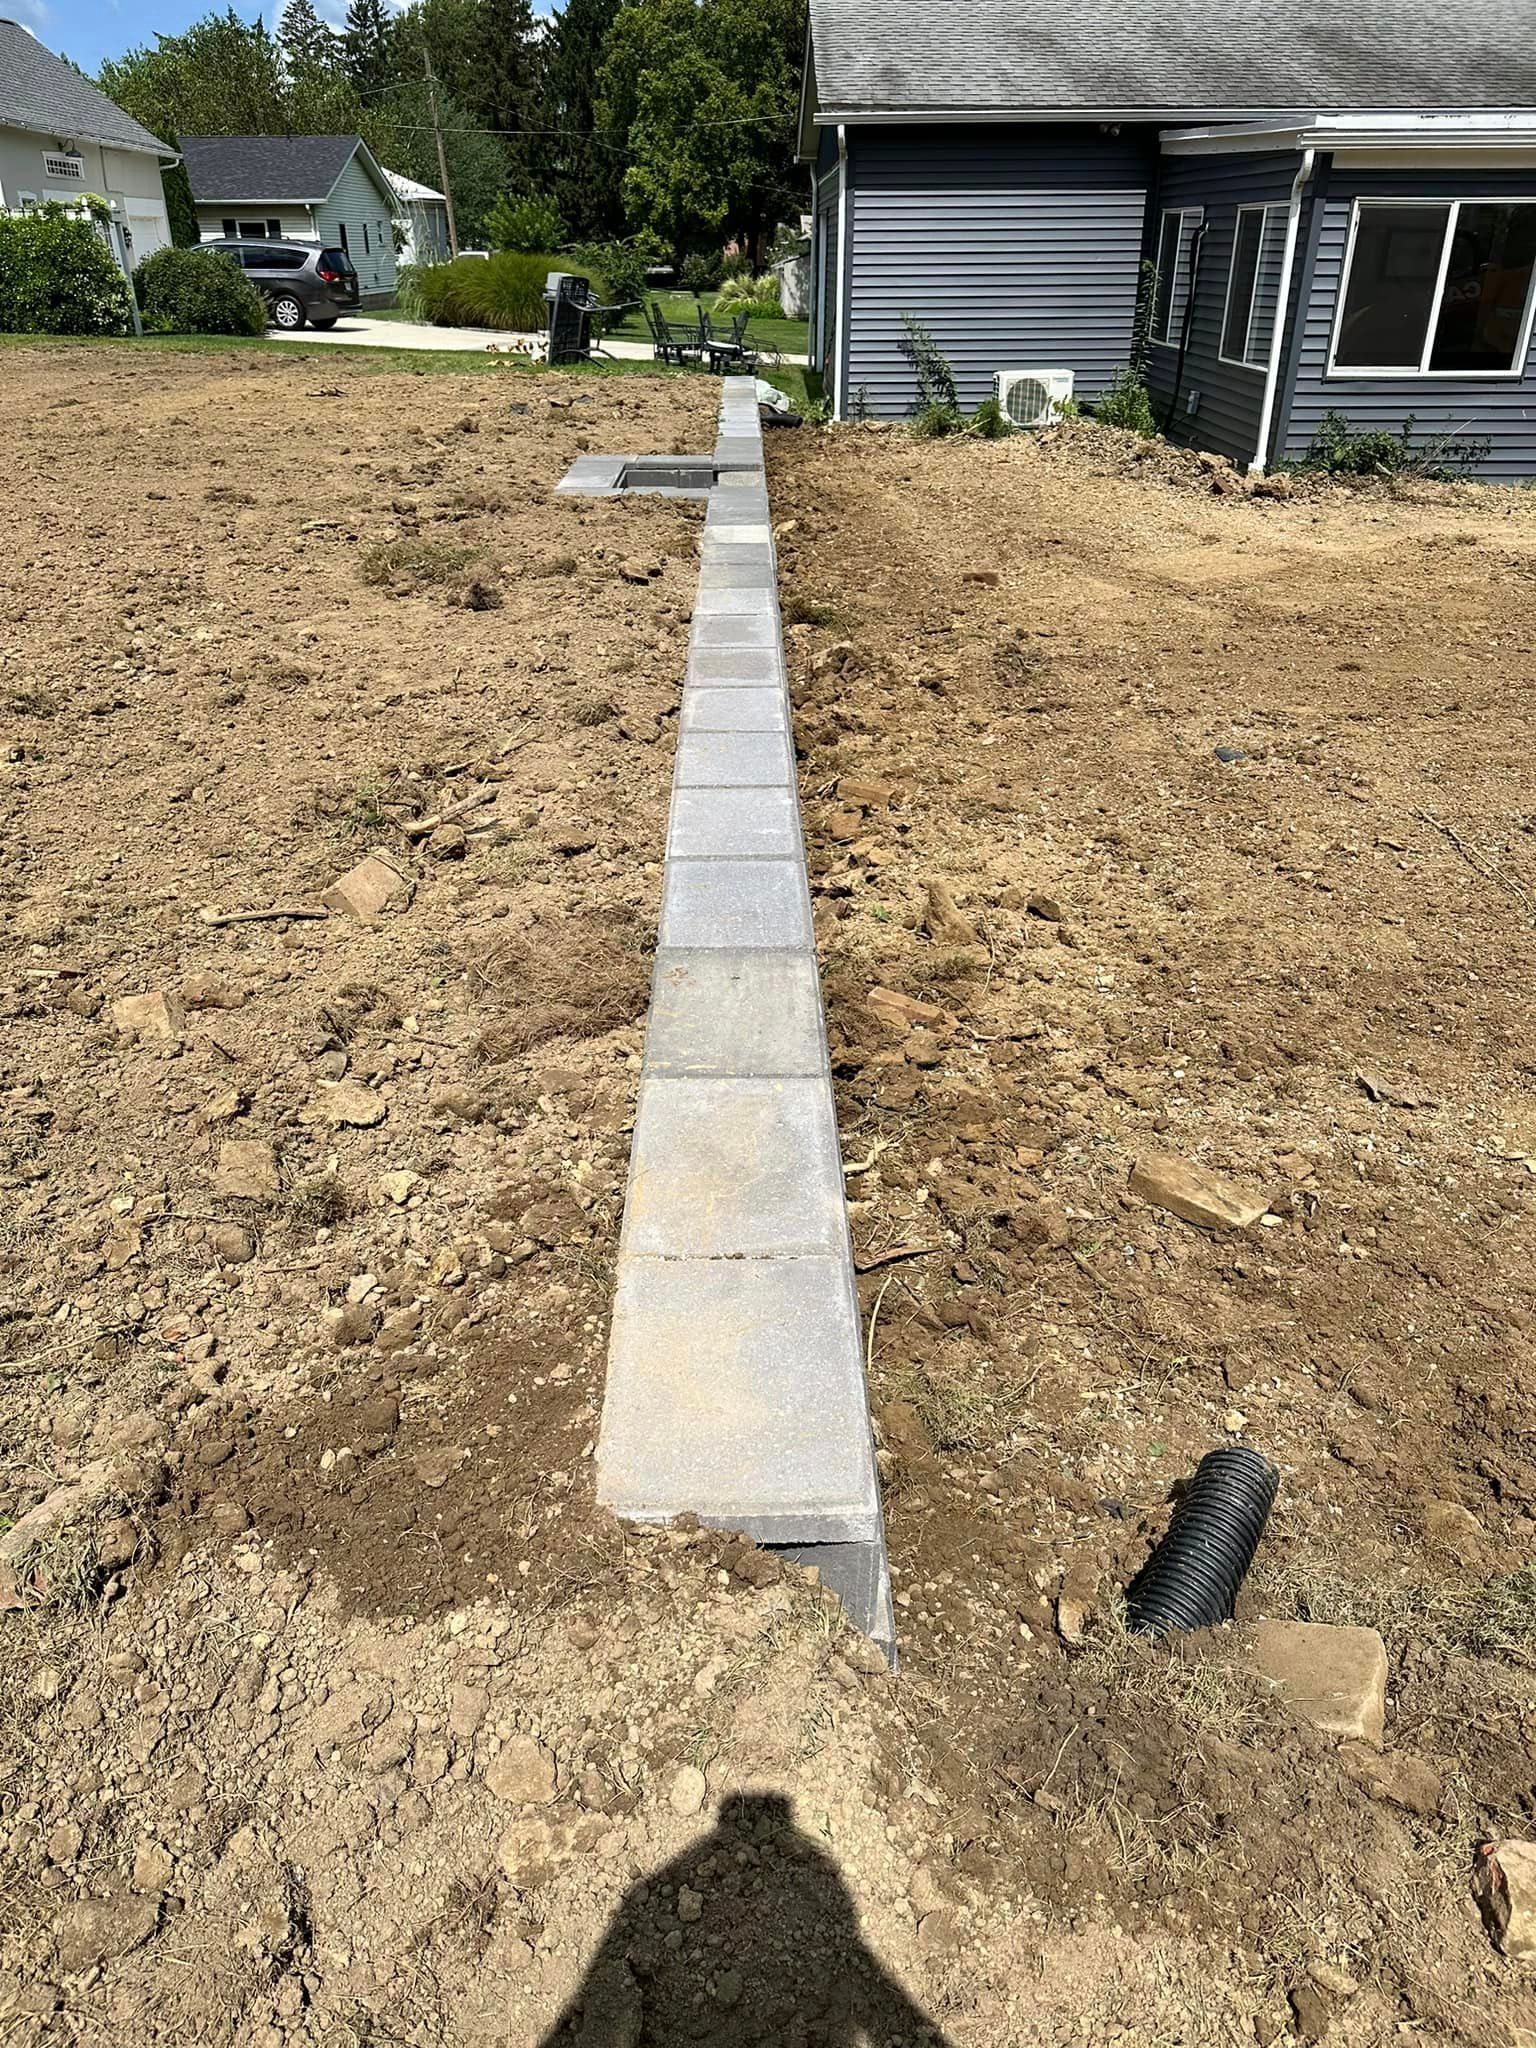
1250, 146, 1315, 474
834, 123, 849, 420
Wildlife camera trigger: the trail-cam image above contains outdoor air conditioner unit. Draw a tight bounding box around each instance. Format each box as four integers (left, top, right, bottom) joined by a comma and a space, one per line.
994, 368, 1075, 429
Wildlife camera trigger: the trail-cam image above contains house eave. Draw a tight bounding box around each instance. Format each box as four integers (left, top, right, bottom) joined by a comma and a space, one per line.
0, 113, 174, 160
811, 104, 1323, 128
1163, 111, 1536, 154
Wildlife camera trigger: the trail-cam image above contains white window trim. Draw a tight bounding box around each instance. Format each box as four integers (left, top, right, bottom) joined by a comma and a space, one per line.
1326, 195, 1536, 382
1218, 203, 1288, 374
1150, 206, 1202, 348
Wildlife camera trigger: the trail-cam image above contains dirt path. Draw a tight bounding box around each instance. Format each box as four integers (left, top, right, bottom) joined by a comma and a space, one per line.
3, 346, 1535, 2047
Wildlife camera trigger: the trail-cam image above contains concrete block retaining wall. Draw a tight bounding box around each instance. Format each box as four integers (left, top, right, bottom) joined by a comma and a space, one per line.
592, 380, 895, 1656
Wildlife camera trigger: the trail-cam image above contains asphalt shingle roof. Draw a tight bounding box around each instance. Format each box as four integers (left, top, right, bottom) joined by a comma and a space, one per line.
180, 134, 366, 204
0, 18, 170, 154
807, 0, 1536, 115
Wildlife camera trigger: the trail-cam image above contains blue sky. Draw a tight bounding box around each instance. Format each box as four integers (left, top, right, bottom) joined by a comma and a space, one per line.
31, 0, 554, 74
25, 0, 386, 76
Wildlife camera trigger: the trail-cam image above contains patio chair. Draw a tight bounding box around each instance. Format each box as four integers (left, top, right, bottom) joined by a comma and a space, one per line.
647, 301, 707, 367
701, 307, 760, 376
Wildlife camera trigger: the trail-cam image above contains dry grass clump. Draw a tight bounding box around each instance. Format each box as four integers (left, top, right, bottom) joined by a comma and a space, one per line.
468, 911, 651, 1059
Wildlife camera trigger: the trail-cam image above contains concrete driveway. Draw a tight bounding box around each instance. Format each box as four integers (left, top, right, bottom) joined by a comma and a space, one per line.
268, 314, 806, 367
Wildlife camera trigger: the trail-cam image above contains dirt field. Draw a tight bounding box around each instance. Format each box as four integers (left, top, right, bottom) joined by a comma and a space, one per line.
3, 343, 1536, 2048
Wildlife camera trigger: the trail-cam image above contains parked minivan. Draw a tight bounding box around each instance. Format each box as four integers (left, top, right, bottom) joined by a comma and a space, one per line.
200, 238, 360, 330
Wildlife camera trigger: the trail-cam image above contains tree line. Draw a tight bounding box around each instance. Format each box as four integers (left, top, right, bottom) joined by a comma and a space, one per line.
96, 0, 806, 264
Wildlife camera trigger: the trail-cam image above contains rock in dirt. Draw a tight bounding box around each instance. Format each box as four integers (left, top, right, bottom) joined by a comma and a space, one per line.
1026, 892, 1064, 923
1248, 1620, 1387, 1748
209, 1222, 255, 1264
322, 851, 413, 922
427, 822, 467, 860
304, 1080, 387, 1129
866, 986, 946, 1034
486, 1734, 557, 1806
1422, 1499, 1493, 1572
619, 558, 662, 583
1473, 1839, 1536, 1960
676, 1885, 703, 1924
180, 973, 243, 1011
923, 879, 980, 948
131, 1841, 174, 1894
669, 1765, 708, 1817
1338, 1742, 1443, 1817
54, 1896, 158, 1975
1128, 1151, 1269, 1231
214, 1138, 279, 1201
110, 990, 181, 1042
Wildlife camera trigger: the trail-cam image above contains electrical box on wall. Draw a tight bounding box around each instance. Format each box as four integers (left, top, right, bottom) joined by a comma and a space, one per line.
1185, 388, 1201, 415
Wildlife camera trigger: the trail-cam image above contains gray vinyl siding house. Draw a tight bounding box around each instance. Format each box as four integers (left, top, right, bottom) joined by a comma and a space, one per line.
800, 0, 1536, 479
181, 135, 398, 304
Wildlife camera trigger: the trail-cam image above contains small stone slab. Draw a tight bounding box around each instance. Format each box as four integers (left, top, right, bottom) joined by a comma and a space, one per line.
686, 646, 785, 688
692, 614, 777, 651
598, 1254, 878, 1543
659, 859, 810, 949
668, 787, 799, 860
646, 951, 826, 1077
1129, 1151, 1268, 1231
623, 1077, 845, 1259
674, 731, 793, 788
698, 557, 776, 592
1474, 1839, 1536, 1960
694, 584, 776, 618
705, 522, 772, 545
1248, 1620, 1388, 1747
681, 688, 788, 735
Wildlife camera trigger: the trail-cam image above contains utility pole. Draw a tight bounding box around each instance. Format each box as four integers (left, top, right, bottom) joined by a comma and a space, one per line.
423, 45, 459, 258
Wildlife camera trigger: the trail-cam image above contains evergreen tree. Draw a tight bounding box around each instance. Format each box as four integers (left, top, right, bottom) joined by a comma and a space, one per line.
544, 0, 625, 237
468, 0, 544, 183
279, 0, 341, 77
344, 0, 399, 99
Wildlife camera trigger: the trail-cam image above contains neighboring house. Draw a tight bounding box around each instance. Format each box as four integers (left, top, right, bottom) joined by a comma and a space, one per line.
799, 1, 1536, 478
181, 135, 398, 302
0, 17, 174, 263
385, 169, 451, 267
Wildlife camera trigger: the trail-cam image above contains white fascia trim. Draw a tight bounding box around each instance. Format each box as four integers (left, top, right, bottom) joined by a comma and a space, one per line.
814, 105, 1318, 128
1165, 112, 1536, 154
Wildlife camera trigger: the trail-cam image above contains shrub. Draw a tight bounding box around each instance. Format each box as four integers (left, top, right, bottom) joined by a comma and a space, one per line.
0, 209, 131, 336
898, 313, 961, 435
969, 397, 1010, 439
394, 261, 430, 321
413, 251, 605, 333
486, 190, 567, 255
1297, 408, 1490, 482
681, 250, 722, 294
715, 271, 781, 318
1095, 366, 1157, 436
134, 245, 265, 336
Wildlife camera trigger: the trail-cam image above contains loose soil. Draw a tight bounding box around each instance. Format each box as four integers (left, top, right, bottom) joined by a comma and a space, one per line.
2, 345, 1535, 2048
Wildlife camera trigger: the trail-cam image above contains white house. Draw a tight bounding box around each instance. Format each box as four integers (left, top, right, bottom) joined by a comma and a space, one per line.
385, 169, 451, 267
0, 17, 174, 262
181, 134, 399, 302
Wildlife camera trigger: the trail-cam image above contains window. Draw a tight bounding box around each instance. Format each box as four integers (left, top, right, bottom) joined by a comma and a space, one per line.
337, 222, 349, 251
1221, 205, 1288, 369
1152, 208, 1202, 345
1333, 199, 1536, 376
237, 220, 269, 239
221, 217, 237, 238
362, 221, 370, 255
42, 153, 83, 181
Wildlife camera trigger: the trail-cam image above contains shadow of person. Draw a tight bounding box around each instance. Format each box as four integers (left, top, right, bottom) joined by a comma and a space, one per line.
537, 1791, 953, 2047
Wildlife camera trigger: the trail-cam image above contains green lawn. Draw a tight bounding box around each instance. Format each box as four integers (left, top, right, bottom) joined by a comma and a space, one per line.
608, 289, 809, 362
0, 327, 820, 408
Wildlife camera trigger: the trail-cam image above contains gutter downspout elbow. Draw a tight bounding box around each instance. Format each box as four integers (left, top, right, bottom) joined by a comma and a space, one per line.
1250, 146, 1315, 475
834, 123, 849, 421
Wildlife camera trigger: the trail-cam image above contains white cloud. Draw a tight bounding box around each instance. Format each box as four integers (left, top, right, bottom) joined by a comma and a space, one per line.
9, 0, 52, 34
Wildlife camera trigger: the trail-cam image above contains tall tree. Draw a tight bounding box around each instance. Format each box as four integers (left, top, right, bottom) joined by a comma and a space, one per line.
543, 0, 625, 236
99, 9, 295, 140
343, 0, 399, 100
597, 0, 801, 264
467, 0, 543, 182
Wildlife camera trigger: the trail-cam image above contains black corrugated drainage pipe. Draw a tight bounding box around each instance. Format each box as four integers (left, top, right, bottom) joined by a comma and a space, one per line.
1124, 1446, 1279, 1637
